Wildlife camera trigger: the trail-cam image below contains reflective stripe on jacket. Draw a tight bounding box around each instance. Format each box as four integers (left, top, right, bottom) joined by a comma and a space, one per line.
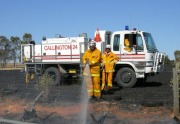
83, 72, 100, 77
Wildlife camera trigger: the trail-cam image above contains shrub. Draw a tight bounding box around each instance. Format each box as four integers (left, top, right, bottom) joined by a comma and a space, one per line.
35, 73, 53, 101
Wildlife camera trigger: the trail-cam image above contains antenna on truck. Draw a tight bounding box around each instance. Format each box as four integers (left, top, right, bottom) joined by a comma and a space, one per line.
129, 13, 132, 30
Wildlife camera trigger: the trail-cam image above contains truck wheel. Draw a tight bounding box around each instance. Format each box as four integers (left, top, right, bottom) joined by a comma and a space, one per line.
45, 67, 60, 86
116, 67, 137, 88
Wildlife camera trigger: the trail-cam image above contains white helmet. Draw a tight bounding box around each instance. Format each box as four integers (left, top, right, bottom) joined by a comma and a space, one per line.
105, 44, 111, 49
89, 41, 96, 47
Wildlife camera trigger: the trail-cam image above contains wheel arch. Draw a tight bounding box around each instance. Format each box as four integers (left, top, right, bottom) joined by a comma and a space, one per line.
44, 64, 59, 71
114, 62, 136, 82
44, 66, 61, 86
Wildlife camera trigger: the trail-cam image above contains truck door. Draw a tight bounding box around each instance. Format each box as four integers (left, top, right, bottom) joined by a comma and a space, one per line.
133, 33, 145, 54
123, 33, 145, 55
21, 44, 34, 62
114, 33, 145, 61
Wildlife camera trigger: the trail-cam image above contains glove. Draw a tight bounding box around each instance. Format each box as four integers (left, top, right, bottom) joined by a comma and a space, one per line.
85, 60, 89, 65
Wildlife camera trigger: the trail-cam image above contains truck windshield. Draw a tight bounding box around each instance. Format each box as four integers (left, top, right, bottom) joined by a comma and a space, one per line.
143, 32, 158, 52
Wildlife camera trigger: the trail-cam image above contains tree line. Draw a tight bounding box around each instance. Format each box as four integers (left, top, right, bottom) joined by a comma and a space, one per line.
0, 33, 173, 68
0, 33, 34, 68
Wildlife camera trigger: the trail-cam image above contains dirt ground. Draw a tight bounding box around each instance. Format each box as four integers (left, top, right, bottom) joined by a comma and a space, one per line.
0, 65, 179, 124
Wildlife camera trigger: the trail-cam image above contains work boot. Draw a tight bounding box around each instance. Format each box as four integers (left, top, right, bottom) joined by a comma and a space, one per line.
105, 88, 114, 95
89, 96, 95, 103
101, 88, 109, 95
94, 97, 101, 101
101, 90, 105, 95
108, 86, 112, 90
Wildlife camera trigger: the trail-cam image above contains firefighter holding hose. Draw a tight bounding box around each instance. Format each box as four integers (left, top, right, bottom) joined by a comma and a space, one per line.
82, 41, 102, 100
101, 44, 119, 92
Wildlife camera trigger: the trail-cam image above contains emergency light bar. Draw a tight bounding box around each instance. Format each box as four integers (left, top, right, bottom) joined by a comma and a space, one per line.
125, 26, 129, 30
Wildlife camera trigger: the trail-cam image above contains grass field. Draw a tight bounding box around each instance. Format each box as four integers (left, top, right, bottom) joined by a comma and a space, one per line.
0, 63, 25, 70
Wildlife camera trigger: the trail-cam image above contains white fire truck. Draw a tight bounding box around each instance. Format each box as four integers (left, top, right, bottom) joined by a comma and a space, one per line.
21, 27, 165, 88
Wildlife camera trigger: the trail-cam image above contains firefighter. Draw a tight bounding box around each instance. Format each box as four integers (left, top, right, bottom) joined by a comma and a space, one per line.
124, 38, 132, 52
82, 41, 101, 100
101, 44, 119, 92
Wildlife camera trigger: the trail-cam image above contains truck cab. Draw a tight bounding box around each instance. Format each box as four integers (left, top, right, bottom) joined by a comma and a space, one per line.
96, 27, 165, 87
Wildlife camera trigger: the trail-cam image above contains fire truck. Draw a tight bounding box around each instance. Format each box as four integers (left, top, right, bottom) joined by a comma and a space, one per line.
21, 27, 165, 88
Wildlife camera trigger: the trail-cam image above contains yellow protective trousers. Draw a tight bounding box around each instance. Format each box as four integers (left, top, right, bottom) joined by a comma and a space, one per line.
101, 72, 113, 90
85, 75, 101, 97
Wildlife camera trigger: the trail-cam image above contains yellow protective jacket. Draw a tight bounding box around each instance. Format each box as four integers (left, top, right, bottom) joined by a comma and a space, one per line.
82, 48, 101, 75
102, 51, 119, 72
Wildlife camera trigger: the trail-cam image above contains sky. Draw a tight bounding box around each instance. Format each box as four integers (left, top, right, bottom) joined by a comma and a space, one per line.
0, 0, 179, 60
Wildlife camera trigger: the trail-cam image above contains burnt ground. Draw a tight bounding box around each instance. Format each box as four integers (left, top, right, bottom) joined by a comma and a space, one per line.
0, 65, 178, 124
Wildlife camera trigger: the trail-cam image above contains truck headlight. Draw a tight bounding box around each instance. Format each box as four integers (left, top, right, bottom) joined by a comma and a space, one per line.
133, 61, 146, 66
146, 61, 154, 66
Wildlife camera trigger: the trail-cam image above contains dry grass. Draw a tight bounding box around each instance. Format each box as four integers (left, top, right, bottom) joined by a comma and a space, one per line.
0, 63, 25, 70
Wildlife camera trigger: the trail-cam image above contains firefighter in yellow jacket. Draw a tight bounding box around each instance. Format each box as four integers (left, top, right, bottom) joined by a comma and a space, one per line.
101, 44, 119, 91
82, 41, 101, 100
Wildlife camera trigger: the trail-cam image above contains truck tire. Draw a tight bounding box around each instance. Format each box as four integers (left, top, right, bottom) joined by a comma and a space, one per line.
45, 67, 60, 86
140, 99, 163, 107
116, 67, 137, 88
